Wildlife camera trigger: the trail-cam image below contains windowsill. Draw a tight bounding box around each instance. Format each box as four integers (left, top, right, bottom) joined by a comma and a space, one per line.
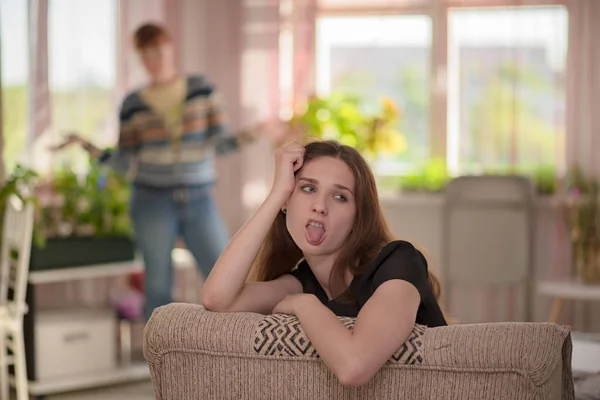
379, 191, 445, 206
378, 190, 562, 209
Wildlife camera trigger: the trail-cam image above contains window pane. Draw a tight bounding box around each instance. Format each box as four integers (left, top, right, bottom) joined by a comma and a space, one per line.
48, 0, 117, 173
319, 0, 428, 8
316, 15, 432, 175
447, 7, 568, 175
1, 0, 29, 173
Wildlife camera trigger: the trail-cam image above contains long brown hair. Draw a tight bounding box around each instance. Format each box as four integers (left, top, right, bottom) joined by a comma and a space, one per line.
250, 140, 442, 303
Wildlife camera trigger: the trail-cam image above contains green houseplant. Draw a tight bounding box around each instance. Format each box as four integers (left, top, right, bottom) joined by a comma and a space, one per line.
531, 165, 557, 196
289, 93, 406, 161
0, 164, 45, 246
287, 93, 556, 196
29, 158, 135, 270
0, 157, 134, 270
398, 158, 450, 193
564, 166, 600, 283
38, 161, 132, 238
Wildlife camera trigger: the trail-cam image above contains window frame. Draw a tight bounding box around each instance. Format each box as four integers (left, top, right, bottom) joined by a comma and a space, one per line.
314, 0, 570, 175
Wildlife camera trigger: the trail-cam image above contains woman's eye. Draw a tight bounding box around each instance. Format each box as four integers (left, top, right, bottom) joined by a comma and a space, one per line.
335, 194, 347, 202
301, 185, 315, 193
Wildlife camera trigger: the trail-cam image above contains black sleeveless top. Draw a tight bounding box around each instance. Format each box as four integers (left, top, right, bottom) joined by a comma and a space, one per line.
288, 240, 447, 327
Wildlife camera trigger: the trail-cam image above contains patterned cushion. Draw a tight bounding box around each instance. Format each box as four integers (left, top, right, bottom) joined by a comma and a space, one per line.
253, 314, 426, 364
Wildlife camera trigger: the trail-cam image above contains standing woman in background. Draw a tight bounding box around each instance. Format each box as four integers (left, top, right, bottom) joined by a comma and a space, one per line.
55, 23, 273, 319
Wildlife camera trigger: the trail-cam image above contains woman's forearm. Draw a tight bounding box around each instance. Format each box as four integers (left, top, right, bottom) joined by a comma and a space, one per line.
201, 193, 284, 310
293, 296, 356, 381
82, 141, 103, 159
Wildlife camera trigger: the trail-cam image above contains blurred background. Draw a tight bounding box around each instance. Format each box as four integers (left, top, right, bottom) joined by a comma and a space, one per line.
0, 0, 599, 398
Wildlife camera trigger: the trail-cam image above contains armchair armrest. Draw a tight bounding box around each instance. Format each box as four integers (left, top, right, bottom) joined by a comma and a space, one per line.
143, 303, 265, 364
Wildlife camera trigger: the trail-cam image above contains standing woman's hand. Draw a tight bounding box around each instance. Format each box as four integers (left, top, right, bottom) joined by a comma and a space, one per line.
48, 132, 103, 158
251, 118, 301, 143
48, 132, 86, 152
268, 141, 305, 207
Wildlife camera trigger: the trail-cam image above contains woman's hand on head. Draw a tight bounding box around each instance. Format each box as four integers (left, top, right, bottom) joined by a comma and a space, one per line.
269, 141, 305, 206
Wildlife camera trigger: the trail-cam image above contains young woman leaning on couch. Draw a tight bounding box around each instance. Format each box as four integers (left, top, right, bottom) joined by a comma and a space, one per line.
202, 139, 447, 387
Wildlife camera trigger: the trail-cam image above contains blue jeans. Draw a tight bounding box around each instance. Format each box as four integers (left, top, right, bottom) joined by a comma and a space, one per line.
130, 183, 230, 319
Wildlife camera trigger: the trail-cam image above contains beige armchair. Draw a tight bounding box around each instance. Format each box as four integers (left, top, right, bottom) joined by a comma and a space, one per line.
143, 303, 574, 400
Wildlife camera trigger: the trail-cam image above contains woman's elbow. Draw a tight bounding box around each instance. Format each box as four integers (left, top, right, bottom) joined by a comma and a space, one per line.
200, 292, 229, 312
335, 359, 375, 387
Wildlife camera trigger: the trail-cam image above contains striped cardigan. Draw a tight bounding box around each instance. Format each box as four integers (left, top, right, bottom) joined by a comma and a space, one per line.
102, 75, 250, 188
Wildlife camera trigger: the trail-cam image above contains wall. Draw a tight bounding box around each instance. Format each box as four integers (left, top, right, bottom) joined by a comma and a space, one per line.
381, 193, 599, 332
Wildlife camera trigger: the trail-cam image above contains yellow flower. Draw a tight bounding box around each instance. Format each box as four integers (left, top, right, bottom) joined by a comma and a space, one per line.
377, 132, 407, 156
381, 97, 401, 119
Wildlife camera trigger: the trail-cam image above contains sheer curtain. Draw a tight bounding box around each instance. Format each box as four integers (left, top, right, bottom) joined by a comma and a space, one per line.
565, 0, 600, 178
30, 0, 50, 145
0, 0, 31, 178
560, 0, 600, 330
445, 2, 568, 177
26, 0, 119, 175
444, 0, 574, 325
7, 0, 51, 174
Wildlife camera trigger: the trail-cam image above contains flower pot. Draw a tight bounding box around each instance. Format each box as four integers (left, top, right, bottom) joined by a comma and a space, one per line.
573, 240, 600, 284
29, 235, 135, 271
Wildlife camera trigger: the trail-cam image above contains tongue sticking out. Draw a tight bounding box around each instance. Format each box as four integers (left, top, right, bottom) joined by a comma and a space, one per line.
306, 225, 326, 245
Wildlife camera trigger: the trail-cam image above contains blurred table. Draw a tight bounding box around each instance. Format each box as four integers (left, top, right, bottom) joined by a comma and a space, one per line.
537, 279, 600, 323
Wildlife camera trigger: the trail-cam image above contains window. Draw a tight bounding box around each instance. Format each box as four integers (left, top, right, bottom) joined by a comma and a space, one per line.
1, 0, 30, 173
319, 0, 427, 9
316, 15, 432, 175
447, 7, 568, 175
47, 0, 118, 173
313, 2, 569, 188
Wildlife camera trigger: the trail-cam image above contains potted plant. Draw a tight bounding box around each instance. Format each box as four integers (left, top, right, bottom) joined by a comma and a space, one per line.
29, 160, 135, 270
531, 165, 557, 196
564, 166, 600, 283
288, 93, 406, 161
398, 158, 450, 194
0, 158, 135, 271
0, 164, 45, 246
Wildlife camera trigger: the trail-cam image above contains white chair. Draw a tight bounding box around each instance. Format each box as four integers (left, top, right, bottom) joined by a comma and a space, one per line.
0, 194, 35, 400
442, 175, 535, 323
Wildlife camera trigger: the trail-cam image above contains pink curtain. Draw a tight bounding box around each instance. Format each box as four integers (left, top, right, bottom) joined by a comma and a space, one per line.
118, 0, 167, 93
292, 0, 317, 107
29, 0, 51, 144
565, 0, 600, 178
163, 0, 183, 72
236, 0, 281, 222
557, 0, 600, 330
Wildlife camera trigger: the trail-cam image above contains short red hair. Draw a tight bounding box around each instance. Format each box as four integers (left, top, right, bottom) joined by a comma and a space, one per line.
133, 23, 172, 50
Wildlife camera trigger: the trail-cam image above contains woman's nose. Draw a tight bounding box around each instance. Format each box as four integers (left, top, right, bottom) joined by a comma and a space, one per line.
312, 199, 328, 215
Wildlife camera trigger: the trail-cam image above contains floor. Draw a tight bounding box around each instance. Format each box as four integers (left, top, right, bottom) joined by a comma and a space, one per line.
21, 381, 155, 400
